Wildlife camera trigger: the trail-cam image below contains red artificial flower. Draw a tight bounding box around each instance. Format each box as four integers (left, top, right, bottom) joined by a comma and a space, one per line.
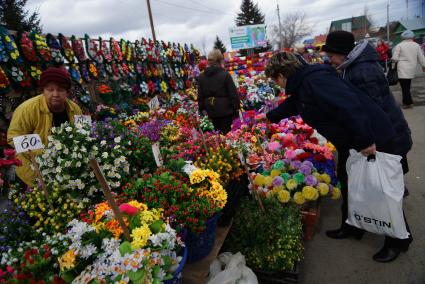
309, 137, 319, 144
119, 204, 139, 216
313, 154, 327, 162
296, 152, 313, 160
3, 149, 16, 158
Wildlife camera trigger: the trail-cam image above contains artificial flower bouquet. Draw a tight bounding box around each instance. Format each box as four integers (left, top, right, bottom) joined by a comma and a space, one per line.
125, 169, 220, 234
58, 200, 184, 283
37, 122, 131, 198
251, 159, 341, 206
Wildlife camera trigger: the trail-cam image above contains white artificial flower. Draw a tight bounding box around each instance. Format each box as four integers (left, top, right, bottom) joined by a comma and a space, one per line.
114, 137, 121, 143
64, 161, 71, 168
102, 152, 108, 159
100, 140, 107, 146
55, 143, 62, 150
76, 161, 82, 168
65, 126, 72, 132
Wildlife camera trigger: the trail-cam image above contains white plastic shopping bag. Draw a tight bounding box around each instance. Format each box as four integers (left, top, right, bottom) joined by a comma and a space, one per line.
345, 150, 409, 239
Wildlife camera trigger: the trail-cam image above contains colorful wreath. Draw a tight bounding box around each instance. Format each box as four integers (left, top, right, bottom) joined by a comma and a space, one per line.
85, 34, 103, 64
0, 28, 22, 64
31, 32, 52, 64
110, 37, 123, 62
71, 35, 88, 63
0, 66, 10, 95
58, 33, 76, 63
46, 33, 65, 65
18, 31, 39, 63
68, 63, 82, 84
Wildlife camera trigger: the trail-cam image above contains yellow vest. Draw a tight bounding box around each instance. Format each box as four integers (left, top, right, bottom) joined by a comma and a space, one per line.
7, 95, 82, 186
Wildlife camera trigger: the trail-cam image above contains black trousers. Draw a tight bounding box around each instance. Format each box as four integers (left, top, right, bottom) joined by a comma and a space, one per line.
211, 115, 235, 134
337, 149, 412, 249
399, 79, 413, 106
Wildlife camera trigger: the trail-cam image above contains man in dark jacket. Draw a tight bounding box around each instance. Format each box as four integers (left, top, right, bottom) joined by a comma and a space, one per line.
265, 52, 410, 263
197, 49, 240, 134
323, 32, 413, 262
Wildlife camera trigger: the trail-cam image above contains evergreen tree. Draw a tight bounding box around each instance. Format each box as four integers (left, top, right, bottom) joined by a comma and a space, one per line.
235, 0, 265, 27
213, 36, 227, 54
0, 0, 42, 33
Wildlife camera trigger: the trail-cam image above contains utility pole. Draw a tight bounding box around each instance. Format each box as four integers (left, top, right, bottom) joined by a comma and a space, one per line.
277, 1, 283, 50
406, 0, 409, 20
387, 1, 390, 43
146, 0, 157, 42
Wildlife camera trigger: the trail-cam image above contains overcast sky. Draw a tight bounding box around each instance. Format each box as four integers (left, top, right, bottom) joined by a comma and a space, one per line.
27, 0, 423, 54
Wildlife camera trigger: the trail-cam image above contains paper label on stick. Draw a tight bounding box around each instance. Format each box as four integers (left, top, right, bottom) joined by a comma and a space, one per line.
74, 115, 92, 127
152, 142, 163, 167
238, 151, 246, 166
13, 134, 44, 153
148, 96, 160, 110
238, 110, 244, 123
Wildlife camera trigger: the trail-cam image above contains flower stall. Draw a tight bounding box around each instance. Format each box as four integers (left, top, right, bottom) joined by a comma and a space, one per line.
0, 25, 344, 283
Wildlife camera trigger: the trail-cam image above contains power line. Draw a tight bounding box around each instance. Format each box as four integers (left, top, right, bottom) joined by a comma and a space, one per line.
185, 0, 226, 14
153, 0, 233, 16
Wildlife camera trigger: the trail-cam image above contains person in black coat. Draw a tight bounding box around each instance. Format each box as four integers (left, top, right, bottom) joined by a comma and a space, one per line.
264, 52, 412, 263
323, 32, 413, 262
197, 49, 240, 134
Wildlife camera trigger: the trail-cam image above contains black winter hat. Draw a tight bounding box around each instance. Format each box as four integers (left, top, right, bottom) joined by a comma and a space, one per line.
322, 31, 355, 55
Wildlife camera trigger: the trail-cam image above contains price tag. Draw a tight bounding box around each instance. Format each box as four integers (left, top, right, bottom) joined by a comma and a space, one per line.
152, 142, 163, 167
191, 128, 198, 139
74, 115, 92, 127
148, 96, 160, 110
13, 134, 44, 153
238, 110, 244, 123
238, 151, 246, 166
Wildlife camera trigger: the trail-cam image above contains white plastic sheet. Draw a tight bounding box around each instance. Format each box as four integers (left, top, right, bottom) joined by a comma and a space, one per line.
207, 252, 258, 284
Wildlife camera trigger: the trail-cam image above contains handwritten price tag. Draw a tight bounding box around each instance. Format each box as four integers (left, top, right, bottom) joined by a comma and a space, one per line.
13, 134, 44, 153
74, 115, 92, 127
152, 142, 163, 167
148, 96, 160, 110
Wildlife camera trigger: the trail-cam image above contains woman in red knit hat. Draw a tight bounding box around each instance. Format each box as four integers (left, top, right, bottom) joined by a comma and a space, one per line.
7, 66, 82, 186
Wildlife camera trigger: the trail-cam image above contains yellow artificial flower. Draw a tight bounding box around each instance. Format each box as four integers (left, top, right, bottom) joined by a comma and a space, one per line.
286, 179, 298, 191
131, 224, 152, 249
332, 187, 341, 200
302, 186, 319, 201
326, 142, 336, 152
264, 176, 273, 187
317, 183, 329, 196
270, 169, 281, 178
293, 192, 306, 205
128, 200, 148, 211
58, 250, 77, 271
319, 174, 331, 184
277, 190, 291, 203
254, 174, 265, 186
273, 185, 285, 191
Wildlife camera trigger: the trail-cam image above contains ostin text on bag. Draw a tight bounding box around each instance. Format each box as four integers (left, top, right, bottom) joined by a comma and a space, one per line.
354, 213, 392, 228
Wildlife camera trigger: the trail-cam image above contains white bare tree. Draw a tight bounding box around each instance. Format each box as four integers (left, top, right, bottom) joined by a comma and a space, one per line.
270, 12, 313, 49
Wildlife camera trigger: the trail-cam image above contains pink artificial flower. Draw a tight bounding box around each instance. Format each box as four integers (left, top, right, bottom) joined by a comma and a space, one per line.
119, 204, 139, 216
284, 149, 296, 160
6, 266, 13, 273
0, 178, 4, 187
267, 141, 281, 152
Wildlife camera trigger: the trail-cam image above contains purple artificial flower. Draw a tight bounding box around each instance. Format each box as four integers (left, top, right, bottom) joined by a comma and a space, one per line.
302, 160, 314, 169
272, 176, 284, 187
299, 164, 312, 175
290, 160, 302, 170
305, 175, 318, 186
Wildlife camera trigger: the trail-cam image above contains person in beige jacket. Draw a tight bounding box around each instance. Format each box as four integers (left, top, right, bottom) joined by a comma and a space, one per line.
392, 30, 425, 108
